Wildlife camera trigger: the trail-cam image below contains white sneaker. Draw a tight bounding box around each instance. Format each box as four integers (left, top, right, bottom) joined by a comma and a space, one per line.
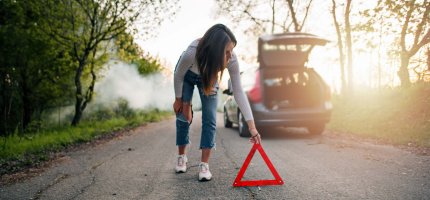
198, 162, 212, 181
175, 155, 187, 173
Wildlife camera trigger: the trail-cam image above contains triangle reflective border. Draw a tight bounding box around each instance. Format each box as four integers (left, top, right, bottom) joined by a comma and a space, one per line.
233, 143, 284, 187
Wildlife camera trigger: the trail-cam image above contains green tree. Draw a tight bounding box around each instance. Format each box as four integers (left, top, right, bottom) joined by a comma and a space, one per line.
375, 0, 430, 87
39, 0, 177, 126
116, 32, 162, 76
0, 0, 75, 135
330, 0, 354, 95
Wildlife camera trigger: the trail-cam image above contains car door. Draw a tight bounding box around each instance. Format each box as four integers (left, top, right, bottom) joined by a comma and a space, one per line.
224, 79, 239, 123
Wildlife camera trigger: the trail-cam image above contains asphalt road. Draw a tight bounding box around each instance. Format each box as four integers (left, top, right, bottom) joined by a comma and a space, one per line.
1, 112, 429, 200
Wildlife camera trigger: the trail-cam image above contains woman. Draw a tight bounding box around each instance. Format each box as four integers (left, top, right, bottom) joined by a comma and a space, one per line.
173, 24, 261, 181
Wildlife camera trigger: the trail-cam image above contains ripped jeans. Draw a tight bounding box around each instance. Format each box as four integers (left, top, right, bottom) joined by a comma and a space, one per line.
176, 70, 218, 149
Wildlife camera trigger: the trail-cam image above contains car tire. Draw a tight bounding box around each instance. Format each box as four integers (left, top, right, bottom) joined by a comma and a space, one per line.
238, 110, 251, 137
224, 108, 233, 128
307, 123, 325, 135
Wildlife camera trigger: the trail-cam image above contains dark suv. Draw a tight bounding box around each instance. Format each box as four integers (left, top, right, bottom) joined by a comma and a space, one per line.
223, 33, 332, 137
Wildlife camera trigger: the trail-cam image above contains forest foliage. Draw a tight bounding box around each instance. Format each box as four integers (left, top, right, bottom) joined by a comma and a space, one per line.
0, 0, 177, 136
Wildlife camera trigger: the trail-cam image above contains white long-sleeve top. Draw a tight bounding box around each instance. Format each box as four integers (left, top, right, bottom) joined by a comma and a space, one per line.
174, 40, 254, 121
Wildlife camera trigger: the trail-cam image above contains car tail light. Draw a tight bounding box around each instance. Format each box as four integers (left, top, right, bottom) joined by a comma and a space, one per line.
248, 71, 262, 103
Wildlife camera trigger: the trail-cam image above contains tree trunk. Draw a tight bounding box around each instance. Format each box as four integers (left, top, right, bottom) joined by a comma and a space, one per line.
20, 69, 32, 131
81, 48, 98, 114
427, 48, 430, 71
71, 103, 82, 126
377, 15, 383, 88
286, 0, 300, 32
331, 0, 347, 95
71, 61, 85, 126
398, 52, 411, 87
1, 75, 7, 135
345, 0, 353, 93
22, 94, 32, 131
271, 0, 276, 34
71, 48, 97, 126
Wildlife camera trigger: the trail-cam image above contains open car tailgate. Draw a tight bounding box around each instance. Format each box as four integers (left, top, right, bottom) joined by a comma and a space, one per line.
258, 33, 329, 68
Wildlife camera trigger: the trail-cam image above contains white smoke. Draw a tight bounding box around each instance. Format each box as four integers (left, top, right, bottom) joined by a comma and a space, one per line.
49, 59, 227, 125
93, 60, 205, 111
93, 60, 175, 110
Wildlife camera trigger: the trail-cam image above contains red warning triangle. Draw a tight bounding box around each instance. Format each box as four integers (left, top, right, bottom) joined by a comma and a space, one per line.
233, 143, 284, 187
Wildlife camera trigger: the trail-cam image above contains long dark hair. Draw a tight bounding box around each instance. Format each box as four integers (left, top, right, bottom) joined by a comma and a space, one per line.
196, 24, 237, 95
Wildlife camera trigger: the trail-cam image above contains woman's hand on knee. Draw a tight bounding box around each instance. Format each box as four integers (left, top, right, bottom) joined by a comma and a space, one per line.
173, 98, 182, 114
182, 103, 193, 123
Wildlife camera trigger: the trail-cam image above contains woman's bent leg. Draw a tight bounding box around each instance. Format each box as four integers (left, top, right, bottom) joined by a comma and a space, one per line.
198, 88, 218, 151
175, 71, 195, 148
196, 80, 218, 181
176, 118, 190, 147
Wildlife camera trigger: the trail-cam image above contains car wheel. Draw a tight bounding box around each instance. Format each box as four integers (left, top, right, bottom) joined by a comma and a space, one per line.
224, 108, 233, 128
307, 123, 325, 135
238, 110, 251, 137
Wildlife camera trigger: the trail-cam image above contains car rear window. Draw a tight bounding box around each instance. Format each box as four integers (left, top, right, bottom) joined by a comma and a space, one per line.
259, 43, 311, 67
262, 69, 323, 108
263, 70, 312, 88
262, 43, 312, 52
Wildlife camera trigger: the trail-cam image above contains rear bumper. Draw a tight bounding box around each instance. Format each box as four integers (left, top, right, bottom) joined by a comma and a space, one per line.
251, 103, 331, 127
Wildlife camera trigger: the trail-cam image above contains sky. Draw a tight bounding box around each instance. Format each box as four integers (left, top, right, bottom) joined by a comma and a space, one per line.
61, 0, 425, 117
136, 0, 335, 69
90, 0, 415, 112
95, 0, 428, 113
134, 0, 407, 92
137, 0, 221, 71
94, 0, 225, 111
136, 0, 346, 92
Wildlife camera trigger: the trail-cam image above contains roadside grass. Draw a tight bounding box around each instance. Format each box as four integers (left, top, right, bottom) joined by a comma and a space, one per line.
0, 109, 172, 175
328, 83, 430, 147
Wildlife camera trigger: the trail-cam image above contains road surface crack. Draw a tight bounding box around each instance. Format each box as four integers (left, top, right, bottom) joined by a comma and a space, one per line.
244, 187, 258, 199
69, 151, 127, 199
32, 149, 128, 200
33, 173, 70, 200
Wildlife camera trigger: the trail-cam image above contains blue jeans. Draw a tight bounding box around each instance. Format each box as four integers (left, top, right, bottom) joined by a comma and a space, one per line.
176, 70, 218, 149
